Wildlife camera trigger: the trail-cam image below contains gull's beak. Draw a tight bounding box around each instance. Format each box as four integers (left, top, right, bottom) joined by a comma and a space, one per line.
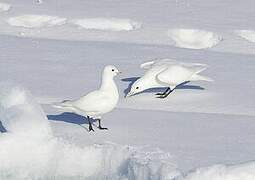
125, 91, 134, 98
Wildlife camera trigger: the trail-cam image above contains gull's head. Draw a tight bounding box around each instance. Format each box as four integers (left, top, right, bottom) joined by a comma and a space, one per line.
104, 65, 121, 77
126, 78, 147, 97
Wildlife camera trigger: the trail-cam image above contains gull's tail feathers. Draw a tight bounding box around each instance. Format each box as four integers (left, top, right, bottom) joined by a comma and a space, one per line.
190, 74, 214, 82
51, 100, 75, 112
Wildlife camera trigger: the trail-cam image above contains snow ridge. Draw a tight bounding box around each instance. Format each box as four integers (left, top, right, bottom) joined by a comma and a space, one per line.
71, 18, 142, 31
7, 15, 67, 28
6, 14, 141, 32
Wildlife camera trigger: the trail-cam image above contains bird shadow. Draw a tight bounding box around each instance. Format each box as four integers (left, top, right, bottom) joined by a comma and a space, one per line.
47, 112, 97, 132
121, 77, 204, 96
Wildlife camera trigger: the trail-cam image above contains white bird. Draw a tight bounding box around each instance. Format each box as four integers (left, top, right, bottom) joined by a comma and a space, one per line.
127, 59, 213, 98
53, 65, 121, 131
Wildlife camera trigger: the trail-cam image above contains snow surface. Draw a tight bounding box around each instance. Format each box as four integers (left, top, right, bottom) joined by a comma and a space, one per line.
7, 15, 67, 28
71, 18, 141, 31
0, 2, 10, 12
1, 0, 255, 179
1, 83, 255, 180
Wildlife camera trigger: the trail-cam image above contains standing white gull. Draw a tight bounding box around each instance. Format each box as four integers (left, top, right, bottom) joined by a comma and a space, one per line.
53, 65, 121, 131
127, 59, 213, 98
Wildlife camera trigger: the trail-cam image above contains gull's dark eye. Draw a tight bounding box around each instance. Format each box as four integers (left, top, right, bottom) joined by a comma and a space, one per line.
112, 69, 115, 72
136, 87, 139, 89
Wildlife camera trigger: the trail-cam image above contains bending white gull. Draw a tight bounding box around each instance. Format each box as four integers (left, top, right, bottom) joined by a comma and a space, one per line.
53, 65, 120, 131
127, 59, 213, 98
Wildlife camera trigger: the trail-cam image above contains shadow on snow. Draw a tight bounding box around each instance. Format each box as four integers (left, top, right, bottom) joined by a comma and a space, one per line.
47, 77, 204, 128
0, 120, 7, 133
47, 113, 97, 132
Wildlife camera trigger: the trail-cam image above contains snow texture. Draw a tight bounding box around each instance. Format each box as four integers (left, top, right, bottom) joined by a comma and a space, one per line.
167, 29, 222, 49
71, 18, 141, 31
7, 15, 67, 28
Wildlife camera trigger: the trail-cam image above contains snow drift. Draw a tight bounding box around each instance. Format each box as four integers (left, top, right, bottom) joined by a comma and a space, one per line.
0, 2, 11, 12
7, 15, 67, 28
182, 161, 255, 180
167, 29, 222, 49
0, 84, 180, 180
0, 84, 51, 137
71, 18, 141, 31
236, 30, 255, 43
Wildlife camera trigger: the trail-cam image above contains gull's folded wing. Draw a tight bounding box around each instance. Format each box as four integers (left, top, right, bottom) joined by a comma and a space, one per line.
156, 66, 194, 85
182, 63, 208, 74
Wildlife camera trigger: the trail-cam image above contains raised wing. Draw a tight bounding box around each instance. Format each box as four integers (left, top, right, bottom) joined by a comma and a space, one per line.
140, 61, 155, 69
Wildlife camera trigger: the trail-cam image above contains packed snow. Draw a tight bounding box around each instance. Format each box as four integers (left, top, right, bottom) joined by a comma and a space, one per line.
0, 2, 11, 12
167, 29, 222, 49
71, 18, 141, 31
7, 15, 67, 28
236, 30, 255, 43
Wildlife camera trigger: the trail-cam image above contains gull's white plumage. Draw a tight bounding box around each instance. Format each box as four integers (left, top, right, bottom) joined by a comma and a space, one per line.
127, 59, 213, 98
53, 65, 120, 131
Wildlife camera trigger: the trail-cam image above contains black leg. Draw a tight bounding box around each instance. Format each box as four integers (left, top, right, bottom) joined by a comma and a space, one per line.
156, 87, 171, 96
98, 119, 108, 130
87, 116, 94, 132
156, 88, 173, 98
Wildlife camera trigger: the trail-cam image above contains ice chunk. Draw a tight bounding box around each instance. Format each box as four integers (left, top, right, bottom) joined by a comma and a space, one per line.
236, 30, 255, 43
0, 2, 11, 12
168, 29, 222, 49
183, 161, 255, 180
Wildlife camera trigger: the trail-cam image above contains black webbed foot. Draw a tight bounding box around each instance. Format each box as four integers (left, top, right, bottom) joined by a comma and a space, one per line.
155, 92, 165, 95
155, 87, 171, 96
87, 116, 95, 132
97, 119, 108, 130
89, 124, 95, 132
155, 88, 173, 98
98, 126, 108, 130
156, 95, 168, 98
